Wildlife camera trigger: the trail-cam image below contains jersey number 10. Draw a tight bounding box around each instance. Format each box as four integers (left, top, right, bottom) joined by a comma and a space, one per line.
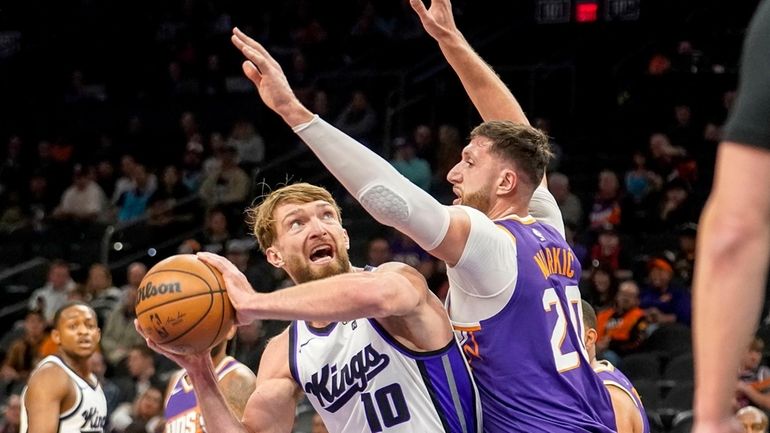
361, 383, 411, 432
542, 285, 588, 372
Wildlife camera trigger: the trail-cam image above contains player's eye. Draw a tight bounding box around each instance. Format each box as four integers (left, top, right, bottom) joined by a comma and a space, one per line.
322, 211, 334, 220
289, 220, 302, 230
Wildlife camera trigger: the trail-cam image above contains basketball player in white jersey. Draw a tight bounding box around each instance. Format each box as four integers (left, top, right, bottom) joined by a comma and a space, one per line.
138, 183, 481, 433
164, 326, 256, 433
20, 301, 107, 433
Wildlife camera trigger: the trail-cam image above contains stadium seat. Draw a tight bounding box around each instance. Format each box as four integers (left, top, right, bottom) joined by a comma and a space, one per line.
644, 324, 692, 359
669, 410, 694, 433
662, 353, 695, 384
621, 352, 662, 381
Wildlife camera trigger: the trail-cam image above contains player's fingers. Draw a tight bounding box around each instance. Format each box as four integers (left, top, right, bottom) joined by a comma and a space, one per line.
242, 61, 262, 84
134, 319, 148, 339
233, 27, 270, 58
409, 0, 429, 18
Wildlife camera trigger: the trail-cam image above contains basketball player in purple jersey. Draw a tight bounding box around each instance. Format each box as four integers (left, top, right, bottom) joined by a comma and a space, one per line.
164, 327, 255, 433
228, 1, 616, 429
582, 301, 650, 433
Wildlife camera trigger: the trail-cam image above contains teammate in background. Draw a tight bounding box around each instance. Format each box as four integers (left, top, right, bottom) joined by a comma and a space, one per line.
164, 327, 256, 433
735, 406, 768, 433
229, 0, 615, 430
20, 301, 107, 433
582, 300, 649, 433
138, 183, 480, 433
692, 1, 770, 432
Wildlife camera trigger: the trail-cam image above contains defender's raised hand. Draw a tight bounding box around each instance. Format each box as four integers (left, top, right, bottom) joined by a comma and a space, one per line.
409, 0, 461, 42
231, 28, 313, 127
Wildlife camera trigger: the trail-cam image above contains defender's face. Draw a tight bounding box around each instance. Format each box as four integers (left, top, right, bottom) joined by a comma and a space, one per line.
446, 136, 500, 213
268, 200, 350, 284
53, 305, 100, 359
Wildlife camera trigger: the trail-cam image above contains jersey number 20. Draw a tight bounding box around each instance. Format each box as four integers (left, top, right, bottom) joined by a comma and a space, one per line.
542, 285, 587, 372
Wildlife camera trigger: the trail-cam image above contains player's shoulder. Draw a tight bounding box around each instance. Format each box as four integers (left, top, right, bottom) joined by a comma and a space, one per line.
26, 360, 72, 398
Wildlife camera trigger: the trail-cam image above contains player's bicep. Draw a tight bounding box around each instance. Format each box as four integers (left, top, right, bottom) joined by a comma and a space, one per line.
606, 385, 641, 433
25, 367, 70, 433
241, 378, 298, 433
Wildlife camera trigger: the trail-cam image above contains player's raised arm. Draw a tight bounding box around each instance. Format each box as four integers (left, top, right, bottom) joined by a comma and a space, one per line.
409, 0, 528, 125
230, 28, 471, 266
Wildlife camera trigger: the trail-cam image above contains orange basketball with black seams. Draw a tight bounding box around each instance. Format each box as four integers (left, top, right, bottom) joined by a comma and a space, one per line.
135, 254, 234, 354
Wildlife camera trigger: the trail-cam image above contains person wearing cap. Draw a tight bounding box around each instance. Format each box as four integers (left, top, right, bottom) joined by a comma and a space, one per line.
639, 257, 691, 327
736, 406, 769, 433
388, 137, 432, 191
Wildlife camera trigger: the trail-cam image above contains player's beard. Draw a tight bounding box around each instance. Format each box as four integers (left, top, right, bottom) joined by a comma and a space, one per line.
461, 184, 492, 214
288, 246, 351, 284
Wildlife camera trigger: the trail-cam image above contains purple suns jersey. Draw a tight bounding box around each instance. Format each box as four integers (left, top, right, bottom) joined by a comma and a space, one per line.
595, 360, 650, 433
449, 217, 616, 433
289, 318, 482, 433
164, 356, 245, 433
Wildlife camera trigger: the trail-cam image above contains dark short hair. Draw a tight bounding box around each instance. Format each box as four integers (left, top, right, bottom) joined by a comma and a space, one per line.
53, 301, 97, 328
581, 300, 598, 330
470, 120, 552, 188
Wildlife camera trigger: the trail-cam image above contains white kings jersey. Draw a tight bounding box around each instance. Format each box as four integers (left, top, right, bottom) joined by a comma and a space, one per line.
20, 356, 108, 433
290, 318, 481, 433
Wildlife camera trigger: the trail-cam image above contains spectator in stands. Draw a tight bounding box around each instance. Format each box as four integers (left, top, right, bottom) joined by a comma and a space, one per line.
334, 90, 377, 149
147, 165, 194, 232
596, 280, 649, 362
389, 137, 431, 191
588, 170, 623, 231
736, 337, 770, 410
583, 265, 618, 312
412, 124, 436, 168
27, 260, 75, 322
88, 351, 121, 418
113, 155, 157, 204
233, 320, 267, 371
94, 158, 118, 200
224, 238, 276, 294
736, 406, 768, 433
101, 263, 146, 368
227, 120, 265, 168
179, 207, 230, 255
52, 164, 107, 223
365, 236, 392, 267
22, 172, 57, 233
672, 223, 697, 286
181, 142, 204, 192
589, 225, 631, 278
115, 163, 156, 223
199, 145, 250, 211
85, 263, 121, 325
654, 179, 697, 230
640, 257, 691, 327
203, 132, 227, 177
110, 385, 164, 433
648, 133, 686, 180
548, 172, 583, 228
431, 124, 462, 200
623, 150, 662, 230
114, 345, 162, 405
0, 310, 54, 396
0, 394, 21, 433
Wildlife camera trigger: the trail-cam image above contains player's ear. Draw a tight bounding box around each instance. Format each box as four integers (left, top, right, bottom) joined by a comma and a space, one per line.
265, 246, 284, 268
51, 329, 61, 345
226, 325, 237, 340
343, 229, 350, 250
497, 168, 517, 195
584, 327, 598, 349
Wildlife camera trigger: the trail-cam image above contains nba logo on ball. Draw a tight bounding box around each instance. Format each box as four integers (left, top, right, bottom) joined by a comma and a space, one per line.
135, 254, 234, 354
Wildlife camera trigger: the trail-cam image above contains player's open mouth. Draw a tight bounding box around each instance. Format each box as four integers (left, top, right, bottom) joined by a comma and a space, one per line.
452, 187, 462, 205
309, 244, 334, 264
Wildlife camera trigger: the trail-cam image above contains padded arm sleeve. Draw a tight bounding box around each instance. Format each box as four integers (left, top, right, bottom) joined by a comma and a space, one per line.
293, 115, 451, 250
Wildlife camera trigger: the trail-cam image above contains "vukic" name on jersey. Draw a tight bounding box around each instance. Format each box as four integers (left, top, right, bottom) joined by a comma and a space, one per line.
138, 281, 181, 302
304, 344, 390, 413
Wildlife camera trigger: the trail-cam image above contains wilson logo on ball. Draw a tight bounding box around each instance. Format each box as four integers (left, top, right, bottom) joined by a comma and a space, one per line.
138, 281, 182, 302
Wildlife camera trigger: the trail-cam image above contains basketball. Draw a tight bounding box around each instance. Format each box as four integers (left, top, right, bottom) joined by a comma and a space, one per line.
135, 254, 234, 355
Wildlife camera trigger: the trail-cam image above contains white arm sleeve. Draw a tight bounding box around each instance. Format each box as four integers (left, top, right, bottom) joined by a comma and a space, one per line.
528, 185, 566, 238
293, 115, 451, 250
446, 206, 519, 321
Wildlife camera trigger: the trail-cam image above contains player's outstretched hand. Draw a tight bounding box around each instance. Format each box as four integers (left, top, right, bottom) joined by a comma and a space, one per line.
409, 0, 461, 42
134, 319, 210, 371
230, 28, 313, 127
197, 251, 257, 326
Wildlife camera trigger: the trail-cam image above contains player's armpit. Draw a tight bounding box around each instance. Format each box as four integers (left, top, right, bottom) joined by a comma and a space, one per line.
24, 364, 73, 433
220, 366, 258, 419
606, 385, 643, 433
